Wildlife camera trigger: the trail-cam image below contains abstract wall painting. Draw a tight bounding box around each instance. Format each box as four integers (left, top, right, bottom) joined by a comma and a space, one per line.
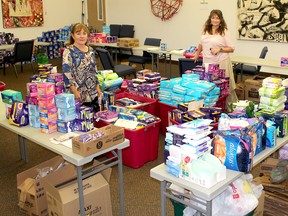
1, 0, 44, 28
237, 0, 288, 42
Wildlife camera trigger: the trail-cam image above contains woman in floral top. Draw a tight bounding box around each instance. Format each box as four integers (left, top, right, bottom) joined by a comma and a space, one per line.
62, 23, 101, 103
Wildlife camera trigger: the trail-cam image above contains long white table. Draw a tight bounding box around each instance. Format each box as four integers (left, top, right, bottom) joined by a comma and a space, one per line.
151, 135, 288, 216
231, 55, 287, 81
0, 99, 130, 216
0, 41, 50, 51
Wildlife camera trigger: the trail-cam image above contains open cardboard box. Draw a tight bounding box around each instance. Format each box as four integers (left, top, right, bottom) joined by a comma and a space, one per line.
42, 163, 112, 216
72, 124, 124, 156
17, 156, 76, 216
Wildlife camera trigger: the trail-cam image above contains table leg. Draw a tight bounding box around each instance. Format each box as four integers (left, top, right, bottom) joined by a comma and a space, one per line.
157, 54, 160, 73
161, 181, 167, 216
206, 200, 212, 216
117, 149, 125, 216
23, 137, 28, 163
18, 135, 24, 160
151, 54, 154, 72
241, 63, 244, 82
169, 54, 172, 78
76, 166, 85, 216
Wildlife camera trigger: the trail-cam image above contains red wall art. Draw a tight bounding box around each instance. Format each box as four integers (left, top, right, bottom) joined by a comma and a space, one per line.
1, 0, 44, 28
150, 0, 183, 21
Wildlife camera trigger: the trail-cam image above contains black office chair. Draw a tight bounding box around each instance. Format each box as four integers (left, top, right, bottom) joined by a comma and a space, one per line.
110, 24, 121, 37
128, 38, 161, 69
234, 46, 268, 83
3, 40, 35, 78
119, 25, 134, 38
95, 47, 136, 78
178, 58, 203, 76
118, 25, 135, 59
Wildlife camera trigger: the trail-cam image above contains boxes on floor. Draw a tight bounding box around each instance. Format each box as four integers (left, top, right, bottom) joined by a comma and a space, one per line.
16, 156, 75, 216
260, 157, 279, 174
245, 75, 266, 102
253, 191, 265, 216
42, 165, 112, 216
235, 82, 245, 100
72, 124, 125, 157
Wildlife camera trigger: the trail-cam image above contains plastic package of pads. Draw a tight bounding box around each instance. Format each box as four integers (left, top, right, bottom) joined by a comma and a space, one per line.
173, 84, 187, 95
259, 86, 285, 99
265, 120, 277, 148
262, 76, 282, 89
212, 130, 251, 172
260, 95, 287, 107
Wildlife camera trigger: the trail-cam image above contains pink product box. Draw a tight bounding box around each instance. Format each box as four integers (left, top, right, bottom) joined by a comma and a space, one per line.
40, 122, 57, 134
26, 83, 38, 97
39, 107, 57, 123
208, 63, 219, 72
37, 83, 55, 97
281, 57, 288, 67
26, 95, 38, 105
47, 73, 64, 83
38, 95, 55, 109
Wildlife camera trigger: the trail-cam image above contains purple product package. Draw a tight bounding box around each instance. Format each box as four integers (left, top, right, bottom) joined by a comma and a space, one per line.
8, 101, 29, 126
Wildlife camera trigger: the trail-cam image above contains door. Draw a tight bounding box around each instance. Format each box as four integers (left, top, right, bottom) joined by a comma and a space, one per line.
87, 0, 106, 32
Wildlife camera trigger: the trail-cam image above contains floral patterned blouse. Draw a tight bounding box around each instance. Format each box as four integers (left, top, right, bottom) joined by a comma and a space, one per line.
62, 45, 99, 102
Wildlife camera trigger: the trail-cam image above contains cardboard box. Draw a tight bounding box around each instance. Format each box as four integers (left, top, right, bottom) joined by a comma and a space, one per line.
43, 166, 112, 216
17, 156, 76, 216
245, 75, 265, 102
253, 191, 265, 216
117, 37, 139, 48
235, 82, 245, 100
72, 124, 125, 156
260, 157, 279, 174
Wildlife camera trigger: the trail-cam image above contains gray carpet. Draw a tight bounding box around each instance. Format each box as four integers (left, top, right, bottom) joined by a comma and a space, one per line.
0, 58, 176, 216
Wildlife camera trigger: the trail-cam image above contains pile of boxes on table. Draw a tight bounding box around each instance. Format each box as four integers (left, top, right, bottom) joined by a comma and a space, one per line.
36, 25, 72, 59
159, 63, 228, 108
126, 69, 162, 99
17, 155, 113, 216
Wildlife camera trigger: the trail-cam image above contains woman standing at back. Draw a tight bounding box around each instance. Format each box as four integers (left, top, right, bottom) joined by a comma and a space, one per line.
194, 9, 238, 111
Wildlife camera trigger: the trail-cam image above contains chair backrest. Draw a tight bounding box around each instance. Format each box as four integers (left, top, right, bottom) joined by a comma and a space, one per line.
143, 38, 161, 57
110, 24, 121, 37
119, 25, 134, 38
14, 40, 34, 62
95, 48, 114, 70
257, 46, 268, 71
178, 58, 203, 76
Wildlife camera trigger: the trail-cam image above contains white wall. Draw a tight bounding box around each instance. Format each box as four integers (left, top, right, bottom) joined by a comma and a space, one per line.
0, 0, 83, 40
106, 0, 288, 73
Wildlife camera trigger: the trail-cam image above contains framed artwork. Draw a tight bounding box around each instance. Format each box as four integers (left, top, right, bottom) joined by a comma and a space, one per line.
1, 0, 44, 28
237, 0, 288, 42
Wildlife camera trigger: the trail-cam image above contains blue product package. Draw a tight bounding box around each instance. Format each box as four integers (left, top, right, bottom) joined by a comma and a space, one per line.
266, 120, 277, 148
212, 131, 251, 172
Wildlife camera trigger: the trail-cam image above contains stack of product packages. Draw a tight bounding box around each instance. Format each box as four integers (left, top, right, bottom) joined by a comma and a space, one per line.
158, 63, 229, 107
126, 69, 161, 98
165, 118, 226, 188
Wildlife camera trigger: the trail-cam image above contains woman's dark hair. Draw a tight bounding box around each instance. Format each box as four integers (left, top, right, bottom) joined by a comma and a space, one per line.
203, 9, 228, 35
69, 23, 90, 45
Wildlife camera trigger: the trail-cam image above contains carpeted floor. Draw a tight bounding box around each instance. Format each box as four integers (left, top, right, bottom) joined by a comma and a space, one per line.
0, 57, 179, 216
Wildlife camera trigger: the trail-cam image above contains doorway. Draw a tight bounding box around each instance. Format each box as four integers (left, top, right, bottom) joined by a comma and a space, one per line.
87, 0, 106, 32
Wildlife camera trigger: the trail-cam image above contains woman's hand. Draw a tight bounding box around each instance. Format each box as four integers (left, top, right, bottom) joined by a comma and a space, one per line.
211, 47, 223, 55
74, 91, 82, 101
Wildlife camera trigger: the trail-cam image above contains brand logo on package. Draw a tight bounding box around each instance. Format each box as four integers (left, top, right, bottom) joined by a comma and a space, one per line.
96, 141, 103, 149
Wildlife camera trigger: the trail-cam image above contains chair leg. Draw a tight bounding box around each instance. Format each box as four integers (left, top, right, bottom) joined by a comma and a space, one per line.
12, 64, 18, 78
21, 62, 23, 73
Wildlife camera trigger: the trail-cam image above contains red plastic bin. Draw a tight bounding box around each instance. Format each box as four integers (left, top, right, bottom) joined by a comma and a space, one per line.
157, 101, 177, 135
95, 119, 161, 168
116, 92, 158, 116
0, 81, 6, 91
214, 94, 229, 112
